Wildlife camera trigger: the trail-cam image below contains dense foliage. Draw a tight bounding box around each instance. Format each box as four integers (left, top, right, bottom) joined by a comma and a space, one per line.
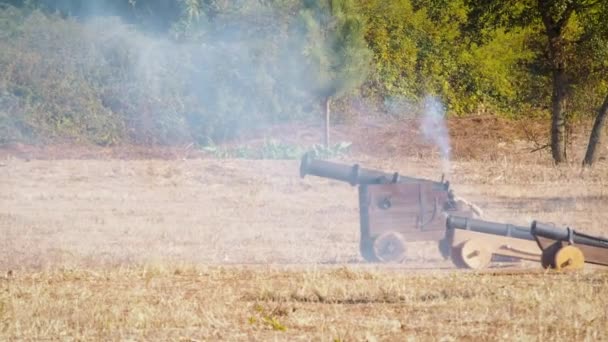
0, 0, 606, 147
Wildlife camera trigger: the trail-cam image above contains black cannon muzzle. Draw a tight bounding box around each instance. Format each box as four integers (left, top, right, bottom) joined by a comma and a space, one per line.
299, 152, 448, 189
531, 221, 608, 249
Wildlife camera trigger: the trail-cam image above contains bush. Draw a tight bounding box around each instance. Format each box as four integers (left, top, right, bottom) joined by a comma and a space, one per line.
0, 4, 315, 146
0, 8, 126, 145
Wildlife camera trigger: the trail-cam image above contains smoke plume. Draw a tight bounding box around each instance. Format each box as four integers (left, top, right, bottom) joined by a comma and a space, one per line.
420, 95, 451, 175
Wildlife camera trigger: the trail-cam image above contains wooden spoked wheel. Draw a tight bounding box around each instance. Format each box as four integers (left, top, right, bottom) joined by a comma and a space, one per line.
373, 232, 407, 263
454, 239, 492, 269
554, 245, 585, 270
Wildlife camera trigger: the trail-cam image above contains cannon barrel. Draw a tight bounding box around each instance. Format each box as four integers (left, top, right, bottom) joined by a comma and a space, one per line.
531, 221, 608, 249
299, 152, 448, 189
446, 216, 535, 241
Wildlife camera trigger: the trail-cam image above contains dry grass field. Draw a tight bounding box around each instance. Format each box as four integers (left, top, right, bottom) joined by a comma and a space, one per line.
2, 120, 608, 340
1, 266, 607, 340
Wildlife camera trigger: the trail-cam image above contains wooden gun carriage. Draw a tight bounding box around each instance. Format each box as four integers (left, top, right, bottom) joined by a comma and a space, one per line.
299, 153, 478, 263
299, 154, 608, 269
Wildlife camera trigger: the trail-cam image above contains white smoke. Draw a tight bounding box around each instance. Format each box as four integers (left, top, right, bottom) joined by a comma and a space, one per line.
420, 95, 451, 175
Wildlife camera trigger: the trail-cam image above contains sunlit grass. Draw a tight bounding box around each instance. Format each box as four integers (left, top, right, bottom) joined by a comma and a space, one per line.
1, 266, 606, 340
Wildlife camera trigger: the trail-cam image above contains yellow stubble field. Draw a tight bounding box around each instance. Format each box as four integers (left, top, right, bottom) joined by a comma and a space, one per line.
1, 153, 608, 340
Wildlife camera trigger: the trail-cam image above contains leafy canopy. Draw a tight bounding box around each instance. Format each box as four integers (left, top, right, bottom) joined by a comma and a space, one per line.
298, 0, 372, 100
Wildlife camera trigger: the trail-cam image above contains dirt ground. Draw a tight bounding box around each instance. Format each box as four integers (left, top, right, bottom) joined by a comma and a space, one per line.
3, 155, 608, 270
1, 117, 608, 340
0, 115, 594, 162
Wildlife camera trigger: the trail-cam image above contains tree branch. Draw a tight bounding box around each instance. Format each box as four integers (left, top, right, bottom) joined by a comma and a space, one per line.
555, 3, 576, 29
531, 144, 551, 153
538, 0, 556, 31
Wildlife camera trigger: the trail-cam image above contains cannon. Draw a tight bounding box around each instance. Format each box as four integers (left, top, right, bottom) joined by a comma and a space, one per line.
445, 216, 542, 269
299, 153, 480, 263
446, 215, 608, 270
531, 221, 608, 270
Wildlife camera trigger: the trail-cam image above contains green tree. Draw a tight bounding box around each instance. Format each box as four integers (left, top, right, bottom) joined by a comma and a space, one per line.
357, 0, 423, 99
298, 0, 372, 147
580, 0, 608, 166
359, 0, 536, 117
466, 0, 606, 164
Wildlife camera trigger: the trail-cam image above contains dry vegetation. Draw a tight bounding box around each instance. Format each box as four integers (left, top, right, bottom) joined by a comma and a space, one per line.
1, 266, 607, 340
1, 122, 608, 340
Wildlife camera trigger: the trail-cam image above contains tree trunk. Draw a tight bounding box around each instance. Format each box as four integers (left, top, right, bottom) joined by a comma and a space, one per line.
583, 93, 608, 166
539, 2, 572, 164
324, 96, 331, 148
550, 63, 568, 163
